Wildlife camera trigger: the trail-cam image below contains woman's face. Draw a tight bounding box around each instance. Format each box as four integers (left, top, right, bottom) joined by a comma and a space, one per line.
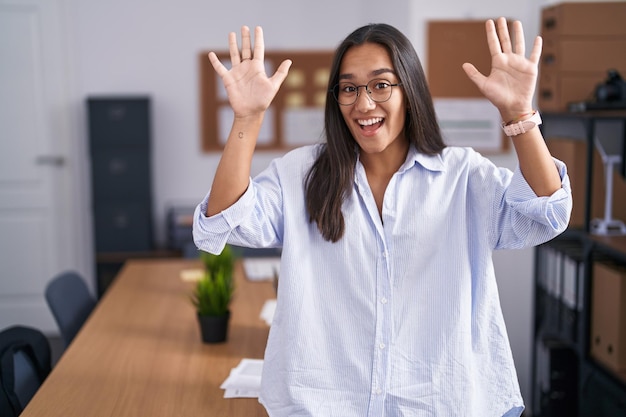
337, 42, 407, 158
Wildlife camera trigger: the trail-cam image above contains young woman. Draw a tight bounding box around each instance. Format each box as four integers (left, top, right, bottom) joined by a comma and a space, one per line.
194, 18, 572, 417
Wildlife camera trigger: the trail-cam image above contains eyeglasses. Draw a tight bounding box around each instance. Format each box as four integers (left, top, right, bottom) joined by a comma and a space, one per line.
330, 78, 401, 106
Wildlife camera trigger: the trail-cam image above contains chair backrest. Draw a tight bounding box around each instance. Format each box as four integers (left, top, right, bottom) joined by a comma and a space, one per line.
0, 325, 51, 417
45, 271, 96, 347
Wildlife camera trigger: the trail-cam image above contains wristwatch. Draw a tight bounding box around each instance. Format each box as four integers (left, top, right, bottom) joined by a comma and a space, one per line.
501, 111, 542, 137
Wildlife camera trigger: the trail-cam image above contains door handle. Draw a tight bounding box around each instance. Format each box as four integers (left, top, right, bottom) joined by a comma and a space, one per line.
36, 155, 65, 166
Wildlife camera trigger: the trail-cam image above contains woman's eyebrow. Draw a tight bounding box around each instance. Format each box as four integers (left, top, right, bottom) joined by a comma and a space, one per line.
338, 73, 354, 81
372, 68, 396, 77
338, 68, 396, 81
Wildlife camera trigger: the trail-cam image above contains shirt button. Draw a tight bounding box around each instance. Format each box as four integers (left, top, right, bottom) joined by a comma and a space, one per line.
376, 388, 382, 395
379, 343, 385, 350
380, 297, 387, 304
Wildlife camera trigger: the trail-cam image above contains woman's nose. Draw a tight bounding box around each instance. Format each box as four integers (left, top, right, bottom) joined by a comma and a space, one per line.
354, 88, 375, 111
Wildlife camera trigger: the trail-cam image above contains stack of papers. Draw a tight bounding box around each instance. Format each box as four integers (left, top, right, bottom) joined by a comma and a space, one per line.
220, 358, 264, 398
243, 257, 280, 281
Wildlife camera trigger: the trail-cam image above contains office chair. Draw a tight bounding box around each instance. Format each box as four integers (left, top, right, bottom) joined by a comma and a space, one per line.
0, 325, 51, 417
45, 271, 97, 347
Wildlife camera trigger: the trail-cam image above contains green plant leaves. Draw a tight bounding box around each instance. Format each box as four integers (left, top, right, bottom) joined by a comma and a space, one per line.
192, 246, 236, 316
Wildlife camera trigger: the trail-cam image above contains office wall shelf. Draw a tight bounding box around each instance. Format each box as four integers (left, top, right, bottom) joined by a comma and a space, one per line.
532, 111, 626, 416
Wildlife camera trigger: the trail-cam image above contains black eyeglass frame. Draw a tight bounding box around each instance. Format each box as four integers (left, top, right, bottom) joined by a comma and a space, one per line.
329, 78, 402, 106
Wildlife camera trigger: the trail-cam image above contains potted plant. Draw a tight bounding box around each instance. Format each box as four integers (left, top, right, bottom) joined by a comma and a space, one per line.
191, 245, 235, 343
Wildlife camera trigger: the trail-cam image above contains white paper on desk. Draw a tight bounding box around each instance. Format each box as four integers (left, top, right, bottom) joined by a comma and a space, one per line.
221, 358, 264, 398
243, 257, 280, 281
224, 388, 260, 398
179, 268, 204, 282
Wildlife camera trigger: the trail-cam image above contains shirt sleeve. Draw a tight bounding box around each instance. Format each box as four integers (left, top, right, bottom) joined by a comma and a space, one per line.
192, 179, 257, 254
495, 157, 573, 249
192, 152, 290, 254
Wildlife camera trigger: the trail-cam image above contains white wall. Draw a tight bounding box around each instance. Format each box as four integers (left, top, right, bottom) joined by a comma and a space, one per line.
63, 0, 598, 412
67, 0, 413, 247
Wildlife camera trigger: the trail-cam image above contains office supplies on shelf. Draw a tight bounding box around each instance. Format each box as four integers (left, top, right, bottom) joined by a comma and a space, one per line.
590, 137, 626, 235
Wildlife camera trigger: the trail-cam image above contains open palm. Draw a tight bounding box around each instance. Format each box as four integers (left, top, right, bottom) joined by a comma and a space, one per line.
463, 18, 541, 118
208, 26, 291, 119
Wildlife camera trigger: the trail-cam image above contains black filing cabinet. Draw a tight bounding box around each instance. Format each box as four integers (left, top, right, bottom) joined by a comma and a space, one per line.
88, 97, 154, 295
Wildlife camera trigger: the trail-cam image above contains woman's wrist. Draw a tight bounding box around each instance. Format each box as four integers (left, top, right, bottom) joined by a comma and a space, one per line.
233, 111, 265, 124
499, 107, 535, 125
503, 110, 536, 126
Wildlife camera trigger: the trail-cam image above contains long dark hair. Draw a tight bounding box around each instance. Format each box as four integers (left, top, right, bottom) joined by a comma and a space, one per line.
304, 23, 445, 242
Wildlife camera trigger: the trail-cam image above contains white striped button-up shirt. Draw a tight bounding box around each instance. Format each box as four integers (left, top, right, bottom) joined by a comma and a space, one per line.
193, 144, 572, 417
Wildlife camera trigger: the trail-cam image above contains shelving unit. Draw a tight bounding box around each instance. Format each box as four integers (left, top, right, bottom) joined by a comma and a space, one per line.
532, 111, 626, 416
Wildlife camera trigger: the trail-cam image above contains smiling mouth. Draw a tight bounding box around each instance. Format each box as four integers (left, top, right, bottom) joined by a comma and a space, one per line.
358, 117, 384, 132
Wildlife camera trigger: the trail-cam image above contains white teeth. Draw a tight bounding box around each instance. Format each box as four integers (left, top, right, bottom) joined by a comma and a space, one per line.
358, 117, 383, 126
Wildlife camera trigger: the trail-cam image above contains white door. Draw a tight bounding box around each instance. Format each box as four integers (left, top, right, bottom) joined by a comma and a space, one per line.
0, 0, 89, 333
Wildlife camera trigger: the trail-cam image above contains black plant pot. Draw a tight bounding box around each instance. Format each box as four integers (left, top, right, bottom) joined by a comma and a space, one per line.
197, 311, 230, 343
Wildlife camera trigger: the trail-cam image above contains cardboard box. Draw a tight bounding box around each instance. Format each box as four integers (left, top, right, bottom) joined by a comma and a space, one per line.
538, 2, 626, 111
546, 138, 626, 229
591, 262, 626, 373
541, 38, 626, 73
542, 2, 626, 37
538, 71, 606, 112
546, 139, 589, 228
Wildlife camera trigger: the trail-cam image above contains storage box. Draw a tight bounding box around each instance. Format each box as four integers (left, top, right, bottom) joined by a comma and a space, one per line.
88, 97, 150, 149
591, 262, 626, 373
541, 38, 626, 73
541, 2, 626, 37
538, 37, 626, 111
538, 71, 606, 112
538, 2, 626, 111
93, 202, 153, 252
90, 149, 151, 202
546, 139, 589, 228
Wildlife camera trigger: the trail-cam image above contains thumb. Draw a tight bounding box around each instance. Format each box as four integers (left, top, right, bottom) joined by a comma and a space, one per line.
462, 63, 485, 88
270, 59, 292, 89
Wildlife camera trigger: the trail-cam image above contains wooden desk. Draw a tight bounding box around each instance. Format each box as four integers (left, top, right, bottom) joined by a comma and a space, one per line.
22, 259, 273, 417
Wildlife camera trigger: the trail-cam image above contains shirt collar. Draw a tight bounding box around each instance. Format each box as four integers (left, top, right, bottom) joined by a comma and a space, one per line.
401, 145, 445, 173
354, 144, 446, 174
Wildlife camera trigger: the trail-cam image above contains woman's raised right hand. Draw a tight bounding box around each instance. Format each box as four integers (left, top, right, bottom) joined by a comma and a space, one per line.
208, 26, 292, 119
